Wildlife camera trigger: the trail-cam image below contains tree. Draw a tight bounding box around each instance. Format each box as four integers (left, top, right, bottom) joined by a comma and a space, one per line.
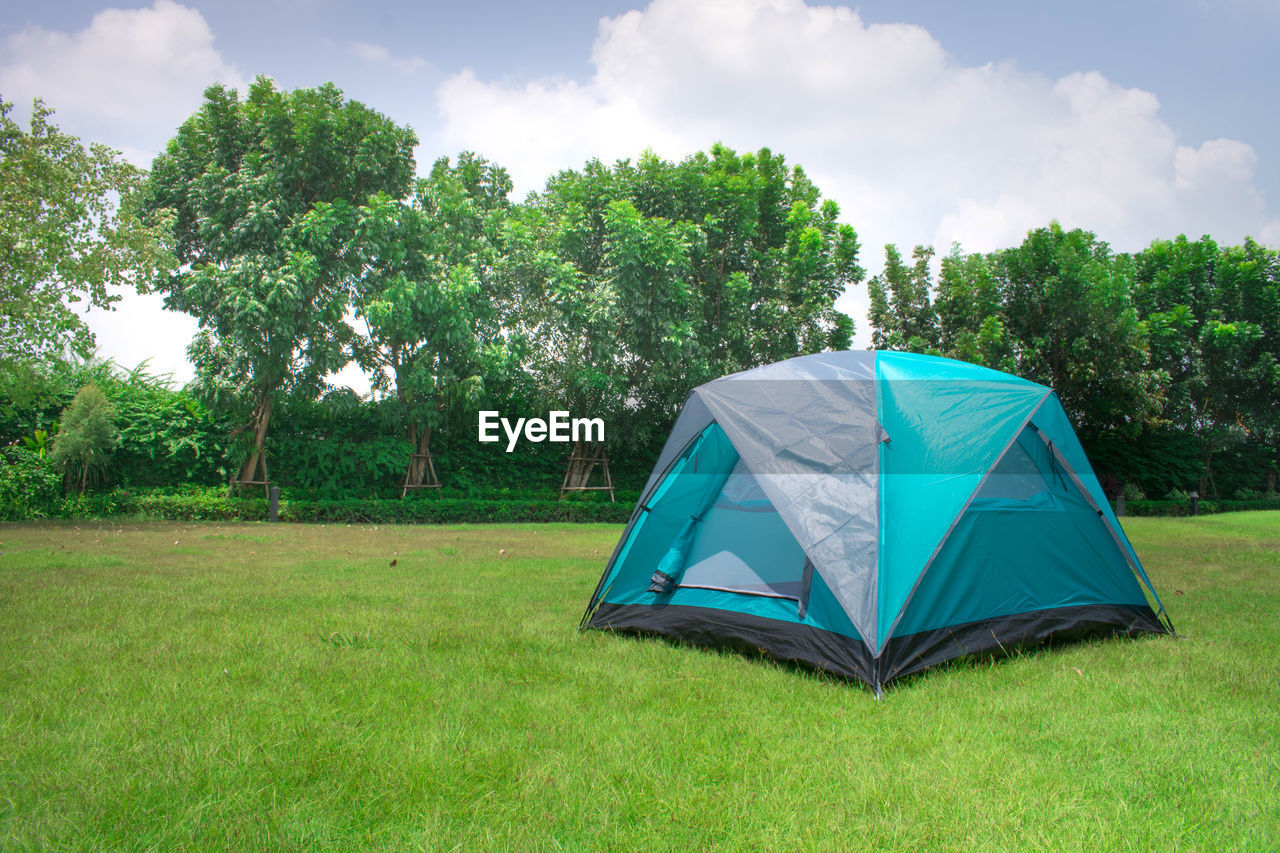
0, 97, 173, 409
141, 78, 417, 491
934, 246, 1015, 372
49, 383, 116, 493
1135, 235, 1280, 495
349, 153, 521, 490
866, 244, 938, 351
990, 223, 1163, 434
503, 145, 861, 455
1213, 238, 1280, 455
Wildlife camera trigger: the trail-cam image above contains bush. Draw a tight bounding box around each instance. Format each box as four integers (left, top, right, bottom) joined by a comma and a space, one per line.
1122, 498, 1280, 517
49, 383, 116, 493
0, 446, 62, 520
125, 490, 268, 521
278, 498, 631, 524
36, 486, 633, 524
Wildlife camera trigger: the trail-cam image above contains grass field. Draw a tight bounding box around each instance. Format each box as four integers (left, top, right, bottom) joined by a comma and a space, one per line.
1, 514, 1277, 851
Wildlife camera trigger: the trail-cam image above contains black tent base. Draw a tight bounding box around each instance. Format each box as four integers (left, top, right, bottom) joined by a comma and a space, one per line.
586, 601, 1168, 692
588, 601, 877, 687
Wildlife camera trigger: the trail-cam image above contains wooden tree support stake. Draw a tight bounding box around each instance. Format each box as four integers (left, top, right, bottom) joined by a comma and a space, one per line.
560, 441, 615, 502
228, 453, 270, 498
402, 452, 443, 498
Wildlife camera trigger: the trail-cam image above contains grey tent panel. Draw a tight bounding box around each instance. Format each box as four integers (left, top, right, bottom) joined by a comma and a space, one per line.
694, 351, 881, 644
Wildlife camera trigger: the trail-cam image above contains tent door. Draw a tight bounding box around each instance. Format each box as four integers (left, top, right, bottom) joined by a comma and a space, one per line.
673, 462, 812, 612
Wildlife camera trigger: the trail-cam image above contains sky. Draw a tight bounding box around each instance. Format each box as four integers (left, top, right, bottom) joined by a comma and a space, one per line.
3, 0, 1278, 390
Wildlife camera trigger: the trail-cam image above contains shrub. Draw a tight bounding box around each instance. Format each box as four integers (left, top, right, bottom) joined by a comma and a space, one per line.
0, 446, 62, 520
42, 487, 634, 524
1123, 498, 1280, 517
49, 384, 116, 493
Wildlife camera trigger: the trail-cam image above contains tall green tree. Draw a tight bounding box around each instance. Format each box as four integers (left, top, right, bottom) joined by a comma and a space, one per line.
0, 97, 173, 409
991, 223, 1163, 434
933, 246, 1014, 372
503, 145, 860, 452
1214, 238, 1280, 449
49, 382, 116, 493
141, 78, 417, 490
866, 244, 938, 351
1135, 235, 1280, 494
349, 153, 521, 489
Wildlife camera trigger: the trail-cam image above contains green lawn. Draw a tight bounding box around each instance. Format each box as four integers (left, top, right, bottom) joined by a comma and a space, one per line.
1, 515, 1277, 851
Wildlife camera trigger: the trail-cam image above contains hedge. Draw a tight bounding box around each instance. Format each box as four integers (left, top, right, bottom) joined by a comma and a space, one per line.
1120, 498, 1280, 517
1, 487, 634, 525
8, 478, 1280, 525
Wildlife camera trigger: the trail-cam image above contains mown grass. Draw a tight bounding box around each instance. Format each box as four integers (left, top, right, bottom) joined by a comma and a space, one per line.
0, 515, 1276, 851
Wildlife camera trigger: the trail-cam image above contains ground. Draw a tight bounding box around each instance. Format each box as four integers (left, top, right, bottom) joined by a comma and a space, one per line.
0, 515, 1277, 850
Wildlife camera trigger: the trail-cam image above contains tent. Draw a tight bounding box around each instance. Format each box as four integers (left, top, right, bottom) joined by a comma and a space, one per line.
581, 350, 1173, 692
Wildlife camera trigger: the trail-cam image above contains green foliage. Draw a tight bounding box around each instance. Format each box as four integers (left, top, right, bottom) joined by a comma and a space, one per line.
934, 247, 1016, 373
0, 359, 230, 490
349, 153, 521, 480
0, 445, 62, 519
503, 145, 860, 448
876, 224, 1164, 433
6, 79, 1275, 508
21, 422, 57, 458
265, 392, 411, 498
141, 77, 418, 482
27, 485, 633, 524
1133, 234, 1280, 495
98, 363, 231, 487
867, 244, 938, 351
0, 97, 174, 409
48, 383, 116, 493
1084, 428, 1204, 500
1122, 498, 1280, 516
278, 497, 631, 524
984, 224, 1164, 433
873, 225, 1278, 496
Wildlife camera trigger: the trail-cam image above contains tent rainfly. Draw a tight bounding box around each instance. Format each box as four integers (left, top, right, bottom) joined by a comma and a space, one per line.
581, 351, 1173, 692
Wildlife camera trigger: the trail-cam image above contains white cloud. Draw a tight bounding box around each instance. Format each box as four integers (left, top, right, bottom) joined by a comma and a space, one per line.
0, 0, 244, 133
347, 41, 430, 75
81, 291, 199, 383
433, 0, 1278, 309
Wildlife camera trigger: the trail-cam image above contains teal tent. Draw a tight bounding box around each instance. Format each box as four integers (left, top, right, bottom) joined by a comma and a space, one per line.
582, 351, 1173, 691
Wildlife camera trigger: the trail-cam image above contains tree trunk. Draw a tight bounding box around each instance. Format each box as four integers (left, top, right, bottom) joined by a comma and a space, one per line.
565, 438, 609, 484
230, 393, 273, 495
561, 441, 615, 501
1200, 434, 1215, 498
